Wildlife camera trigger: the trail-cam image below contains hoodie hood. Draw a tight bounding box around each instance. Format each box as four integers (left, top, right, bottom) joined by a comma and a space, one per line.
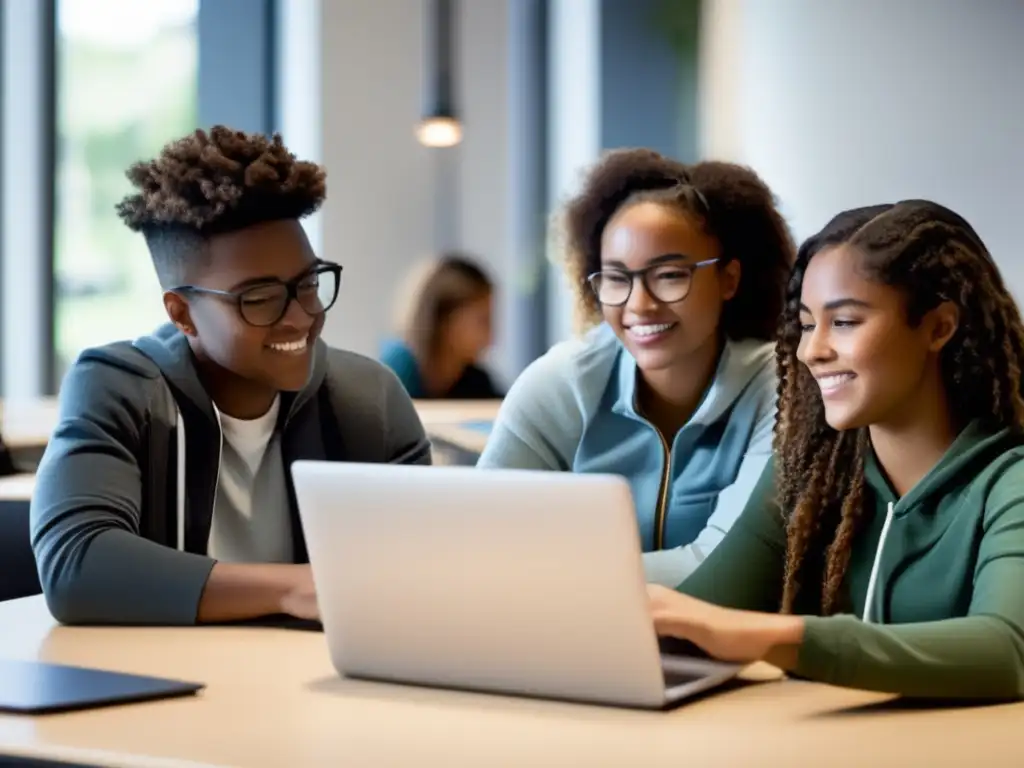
119, 323, 329, 426
850, 418, 1024, 626
863, 420, 1022, 516
609, 331, 775, 427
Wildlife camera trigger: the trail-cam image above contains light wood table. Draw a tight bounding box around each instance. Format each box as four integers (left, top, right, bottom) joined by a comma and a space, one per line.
0, 398, 501, 455
414, 399, 501, 458
423, 422, 492, 456
0, 597, 1020, 767
0, 398, 496, 453
413, 399, 501, 426
0, 473, 36, 501
1, 397, 60, 450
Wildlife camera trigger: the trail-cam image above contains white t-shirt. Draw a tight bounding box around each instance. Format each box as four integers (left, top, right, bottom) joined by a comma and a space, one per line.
206, 395, 294, 563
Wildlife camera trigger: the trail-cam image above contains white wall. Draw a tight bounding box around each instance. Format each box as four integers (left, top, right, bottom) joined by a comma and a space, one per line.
456, 0, 515, 383
546, 0, 601, 343
277, 0, 525, 384
700, 0, 1024, 292
314, 0, 437, 359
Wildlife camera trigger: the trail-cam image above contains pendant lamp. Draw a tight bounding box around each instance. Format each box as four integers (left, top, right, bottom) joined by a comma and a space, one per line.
417, 0, 462, 147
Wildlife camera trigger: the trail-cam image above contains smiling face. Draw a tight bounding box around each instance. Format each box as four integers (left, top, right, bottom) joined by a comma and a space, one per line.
598, 201, 739, 374
796, 244, 958, 431
164, 219, 327, 411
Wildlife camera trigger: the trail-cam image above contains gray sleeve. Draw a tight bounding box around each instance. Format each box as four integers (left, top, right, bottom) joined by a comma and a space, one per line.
381, 364, 433, 465
30, 360, 215, 625
476, 350, 585, 471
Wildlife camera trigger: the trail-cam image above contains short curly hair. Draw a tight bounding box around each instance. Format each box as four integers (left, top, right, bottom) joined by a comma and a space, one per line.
559, 148, 796, 339
115, 125, 327, 287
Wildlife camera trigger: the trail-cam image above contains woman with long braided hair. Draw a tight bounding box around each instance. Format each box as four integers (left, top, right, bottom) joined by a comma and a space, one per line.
649, 199, 1024, 699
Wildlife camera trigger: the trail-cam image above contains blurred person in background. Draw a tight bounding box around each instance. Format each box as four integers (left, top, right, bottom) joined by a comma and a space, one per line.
478, 149, 795, 587
381, 253, 503, 400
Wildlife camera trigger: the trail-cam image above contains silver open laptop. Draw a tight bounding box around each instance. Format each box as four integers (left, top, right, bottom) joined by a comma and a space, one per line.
291, 461, 743, 709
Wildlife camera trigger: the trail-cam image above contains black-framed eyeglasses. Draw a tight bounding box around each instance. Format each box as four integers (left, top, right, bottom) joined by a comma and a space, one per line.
587, 258, 719, 307
172, 261, 343, 327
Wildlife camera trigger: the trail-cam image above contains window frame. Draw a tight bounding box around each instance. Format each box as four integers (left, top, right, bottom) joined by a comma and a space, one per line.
0, 0, 57, 398
0, 0, 278, 397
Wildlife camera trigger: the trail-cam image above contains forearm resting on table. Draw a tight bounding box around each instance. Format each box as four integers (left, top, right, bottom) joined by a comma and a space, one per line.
743, 610, 805, 669
687, 607, 806, 669
197, 562, 305, 623
761, 616, 805, 670
796, 614, 1024, 699
724, 612, 1024, 699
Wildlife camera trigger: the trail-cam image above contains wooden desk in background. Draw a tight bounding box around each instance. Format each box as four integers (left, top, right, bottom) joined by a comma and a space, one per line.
0, 473, 36, 501
414, 399, 500, 460
0, 595, 1020, 767
0, 397, 60, 451
412, 399, 501, 427
0, 397, 495, 452
426, 423, 490, 456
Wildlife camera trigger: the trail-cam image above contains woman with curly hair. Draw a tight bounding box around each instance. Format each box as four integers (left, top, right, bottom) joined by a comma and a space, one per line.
478, 149, 796, 586
31, 126, 431, 627
651, 199, 1024, 700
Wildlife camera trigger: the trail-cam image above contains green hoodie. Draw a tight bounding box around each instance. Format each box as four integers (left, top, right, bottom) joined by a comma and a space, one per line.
678, 421, 1024, 699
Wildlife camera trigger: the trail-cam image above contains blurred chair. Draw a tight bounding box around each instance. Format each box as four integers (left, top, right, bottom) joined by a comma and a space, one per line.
0, 498, 41, 602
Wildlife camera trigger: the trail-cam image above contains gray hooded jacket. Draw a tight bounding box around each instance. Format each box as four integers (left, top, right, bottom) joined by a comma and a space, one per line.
30, 324, 431, 625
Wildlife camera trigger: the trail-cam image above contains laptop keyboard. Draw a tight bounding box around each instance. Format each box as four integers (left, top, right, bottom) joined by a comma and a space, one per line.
659, 636, 712, 659
663, 669, 706, 688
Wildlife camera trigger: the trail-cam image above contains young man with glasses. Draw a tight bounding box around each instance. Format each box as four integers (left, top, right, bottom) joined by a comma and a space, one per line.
478, 150, 795, 588
31, 126, 431, 626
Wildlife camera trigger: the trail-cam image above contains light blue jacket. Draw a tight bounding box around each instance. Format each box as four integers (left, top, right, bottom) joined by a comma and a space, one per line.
477, 324, 777, 587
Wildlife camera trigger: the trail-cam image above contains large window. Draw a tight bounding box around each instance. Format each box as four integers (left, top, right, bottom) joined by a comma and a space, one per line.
53, 0, 198, 377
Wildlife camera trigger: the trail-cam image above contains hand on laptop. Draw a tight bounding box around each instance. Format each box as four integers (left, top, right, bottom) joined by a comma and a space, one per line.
647, 584, 804, 668
279, 565, 320, 620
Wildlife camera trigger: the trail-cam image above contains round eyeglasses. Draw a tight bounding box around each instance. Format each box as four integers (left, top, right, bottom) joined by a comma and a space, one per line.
587, 258, 719, 307
173, 262, 342, 327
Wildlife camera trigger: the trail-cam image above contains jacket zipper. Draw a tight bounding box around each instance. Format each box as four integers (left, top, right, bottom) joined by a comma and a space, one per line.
651, 427, 671, 550
635, 410, 672, 551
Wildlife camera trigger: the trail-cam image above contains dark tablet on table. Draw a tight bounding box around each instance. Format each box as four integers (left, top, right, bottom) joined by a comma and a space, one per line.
0, 659, 204, 715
